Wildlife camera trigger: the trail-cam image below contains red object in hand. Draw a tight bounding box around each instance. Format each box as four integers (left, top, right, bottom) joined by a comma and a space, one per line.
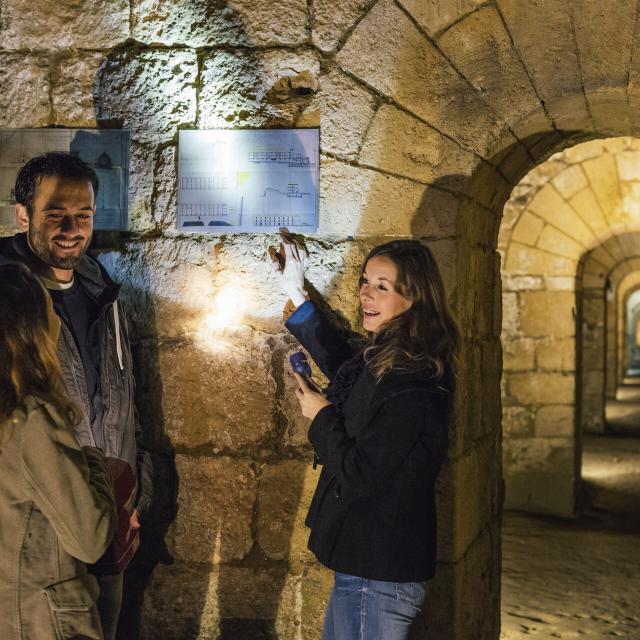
91, 457, 140, 575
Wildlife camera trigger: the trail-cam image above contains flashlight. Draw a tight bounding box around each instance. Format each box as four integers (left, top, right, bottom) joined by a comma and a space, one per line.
290, 351, 320, 392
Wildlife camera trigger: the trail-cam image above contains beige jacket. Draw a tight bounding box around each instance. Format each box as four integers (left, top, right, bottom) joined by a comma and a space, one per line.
0, 396, 116, 640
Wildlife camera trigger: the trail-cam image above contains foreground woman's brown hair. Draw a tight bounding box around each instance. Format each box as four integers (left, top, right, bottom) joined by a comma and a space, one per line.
0, 262, 79, 424
361, 240, 459, 381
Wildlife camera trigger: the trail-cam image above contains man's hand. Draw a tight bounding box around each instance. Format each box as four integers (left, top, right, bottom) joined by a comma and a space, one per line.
293, 372, 331, 420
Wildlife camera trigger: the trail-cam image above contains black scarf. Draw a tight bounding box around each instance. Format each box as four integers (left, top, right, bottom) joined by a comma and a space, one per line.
325, 350, 367, 411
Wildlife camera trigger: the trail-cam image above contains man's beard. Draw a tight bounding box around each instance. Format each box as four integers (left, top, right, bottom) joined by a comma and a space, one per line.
28, 225, 89, 270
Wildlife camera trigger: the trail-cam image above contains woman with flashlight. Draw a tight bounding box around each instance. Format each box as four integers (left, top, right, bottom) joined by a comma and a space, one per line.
0, 263, 115, 640
273, 236, 459, 640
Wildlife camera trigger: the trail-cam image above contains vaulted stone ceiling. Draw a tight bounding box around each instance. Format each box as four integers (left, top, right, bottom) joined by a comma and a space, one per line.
500, 138, 640, 281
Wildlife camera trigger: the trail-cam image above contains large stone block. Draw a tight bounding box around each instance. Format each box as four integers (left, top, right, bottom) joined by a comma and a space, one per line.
535, 405, 573, 437
572, 0, 636, 92
504, 436, 574, 474
535, 225, 584, 260
199, 49, 320, 129
496, 0, 590, 130
505, 243, 577, 277
502, 405, 534, 437
296, 65, 377, 160
551, 164, 589, 199
519, 290, 575, 338
616, 150, 640, 181
536, 338, 575, 371
438, 6, 551, 141
509, 211, 544, 247
94, 49, 198, 145
527, 184, 596, 248
257, 461, 317, 564
0, 53, 50, 127
137, 337, 276, 450
582, 152, 622, 213
336, 0, 508, 159
359, 104, 478, 194
167, 455, 257, 564
0, 0, 129, 49
452, 520, 501, 640
505, 472, 575, 516
318, 158, 427, 236
400, 0, 485, 36
502, 337, 534, 371
141, 560, 303, 639
132, 0, 309, 46
508, 372, 574, 405
311, 0, 372, 51
569, 189, 609, 242
447, 437, 501, 562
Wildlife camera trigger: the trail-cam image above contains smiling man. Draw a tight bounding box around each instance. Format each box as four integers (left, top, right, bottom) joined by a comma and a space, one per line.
0, 152, 153, 640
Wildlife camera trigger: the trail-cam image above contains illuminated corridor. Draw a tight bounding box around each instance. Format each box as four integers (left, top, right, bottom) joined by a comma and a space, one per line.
501, 382, 640, 639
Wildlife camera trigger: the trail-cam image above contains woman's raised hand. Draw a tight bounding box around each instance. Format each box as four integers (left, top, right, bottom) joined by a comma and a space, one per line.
270, 229, 309, 308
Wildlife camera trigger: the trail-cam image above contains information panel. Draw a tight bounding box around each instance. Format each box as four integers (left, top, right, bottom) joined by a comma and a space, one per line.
0, 129, 129, 231
178, 129, 319, 233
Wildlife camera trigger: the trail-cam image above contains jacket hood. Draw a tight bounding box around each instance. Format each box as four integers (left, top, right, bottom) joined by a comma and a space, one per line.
0, 232, 119, 304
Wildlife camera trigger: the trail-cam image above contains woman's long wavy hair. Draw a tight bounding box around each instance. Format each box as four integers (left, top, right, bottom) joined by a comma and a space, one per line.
0, 263, 80, 425
361, 240, 460, 384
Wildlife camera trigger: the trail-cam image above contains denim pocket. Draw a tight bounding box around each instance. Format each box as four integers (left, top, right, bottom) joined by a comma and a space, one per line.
394, 581, 427, 609
334, 571, 364, 598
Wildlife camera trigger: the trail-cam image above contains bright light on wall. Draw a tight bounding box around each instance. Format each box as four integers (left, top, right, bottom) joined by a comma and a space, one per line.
203, 284, 250, 331
194, 282, 252, 353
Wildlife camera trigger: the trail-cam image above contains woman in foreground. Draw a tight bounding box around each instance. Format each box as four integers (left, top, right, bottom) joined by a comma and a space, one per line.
274, 238, 459, 640
0, 263, 115, 640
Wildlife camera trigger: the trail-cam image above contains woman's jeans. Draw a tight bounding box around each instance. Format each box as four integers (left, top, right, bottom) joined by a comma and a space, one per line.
322, 572, 427, 640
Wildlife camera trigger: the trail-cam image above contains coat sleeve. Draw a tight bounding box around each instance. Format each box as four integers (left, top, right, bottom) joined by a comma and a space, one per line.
285, 301, 358, 381
21, 407, 117, 564
308, 388, 448, 495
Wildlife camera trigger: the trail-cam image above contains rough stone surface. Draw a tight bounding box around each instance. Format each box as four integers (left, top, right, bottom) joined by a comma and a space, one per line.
336, 0, 510, 159
296, 65, 377, 160
311, 0, 372, 52
438, 6, 551, 142
139, 338, 277, 450
199, 49, 320, 129
167, 455, 257, 564
257, 460, 314, 563
0, 54, 51, 127
51, 52, 105, 127
496, 0, 591, 130
507, 373, 574, 406
400, 0, 486, 36
519, 291, 575, 337
94, 49, 198, 145
0, 0, 130, 49
132, 0, 309, 47
359, 104, 478, 194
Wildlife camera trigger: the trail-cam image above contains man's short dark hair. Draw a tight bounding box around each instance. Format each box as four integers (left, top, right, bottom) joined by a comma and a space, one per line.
14, 151, 100, 215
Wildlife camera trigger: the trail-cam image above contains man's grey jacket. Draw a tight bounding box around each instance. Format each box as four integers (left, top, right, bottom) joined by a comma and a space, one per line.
0, 232, 153, 519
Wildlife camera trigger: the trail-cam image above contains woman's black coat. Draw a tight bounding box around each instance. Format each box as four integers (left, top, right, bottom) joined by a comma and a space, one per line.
286, 301, 451, 582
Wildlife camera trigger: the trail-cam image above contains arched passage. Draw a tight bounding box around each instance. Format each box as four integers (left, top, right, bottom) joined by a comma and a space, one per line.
496, 139, 640, 516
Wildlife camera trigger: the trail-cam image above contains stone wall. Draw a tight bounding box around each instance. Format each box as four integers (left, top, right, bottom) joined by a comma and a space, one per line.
4, 1, 640, 637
